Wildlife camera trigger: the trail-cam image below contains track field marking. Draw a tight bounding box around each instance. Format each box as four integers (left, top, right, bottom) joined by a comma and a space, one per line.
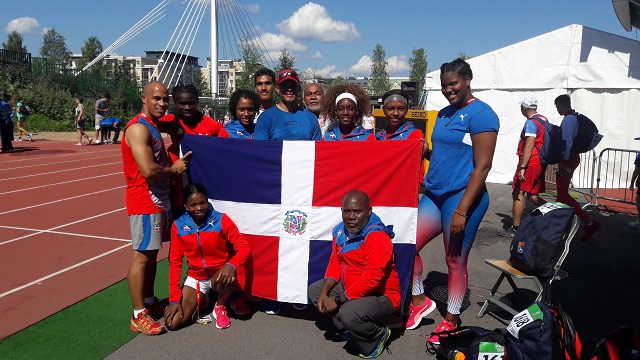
0, 154, 122, 172
0, 243, 130, 299
0, 172, 123, 195
0, 225, 131, 245
0, 207, 128, 246
0, 148, 122, 166
0, 162, 122, 181
0, 187, 124, 215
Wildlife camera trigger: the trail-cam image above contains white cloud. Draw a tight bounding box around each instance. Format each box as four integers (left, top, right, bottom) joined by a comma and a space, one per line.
41, 27, 51, 35
251, 32, 307, 52
5, 17, 39, 34
304, 65, 343, 79
348, 55, 372, 76
387, 55, 410, 75
245, 4, 260, 14
277, 2, 359, 42
309, 51, 322, 59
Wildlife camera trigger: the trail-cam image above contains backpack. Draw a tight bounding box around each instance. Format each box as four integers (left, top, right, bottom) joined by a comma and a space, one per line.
571, 113, 602, 154
19, 102, 30, 117
427, 326, 506, 360
530, 115, 566, 165
503, 302, 582, 360
508, 202, 574, 279
582, 326, 640, 360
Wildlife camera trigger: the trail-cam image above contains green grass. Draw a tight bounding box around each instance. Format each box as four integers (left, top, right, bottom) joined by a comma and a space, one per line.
539, 190, 580, 199
0, 260, 170, 360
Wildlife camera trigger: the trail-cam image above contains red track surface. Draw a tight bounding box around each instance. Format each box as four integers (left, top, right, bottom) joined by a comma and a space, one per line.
0, 139, 167, 339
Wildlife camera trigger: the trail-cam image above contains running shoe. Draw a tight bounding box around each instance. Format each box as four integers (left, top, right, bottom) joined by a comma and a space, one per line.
497, 227, 516, 238
427, 318, 459, 345
16, 138, 22, 141
406, 297, 437, 330
130, 309, 164, 335
628, 220, 640, 229
28, 134, 33, 141
265, 300, 281, 315
196, 312, 213, 325
581, 220, 601, 241
88, 138, 93, 145
359, 327, 391, 359
213, 303, 231, 329
292, 303, 308, 311
230, 297, 250, 315
340, 330, 354, 341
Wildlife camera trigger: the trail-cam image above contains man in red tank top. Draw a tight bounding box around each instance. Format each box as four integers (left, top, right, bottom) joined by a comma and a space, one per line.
121, 81, 192, 335
498, 97, 548, 238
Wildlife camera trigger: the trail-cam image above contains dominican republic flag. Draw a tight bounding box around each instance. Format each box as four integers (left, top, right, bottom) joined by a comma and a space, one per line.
180, 135, 422, 306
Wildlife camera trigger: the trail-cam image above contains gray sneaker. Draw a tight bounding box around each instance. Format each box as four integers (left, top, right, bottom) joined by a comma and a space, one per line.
497, 227, 516, 238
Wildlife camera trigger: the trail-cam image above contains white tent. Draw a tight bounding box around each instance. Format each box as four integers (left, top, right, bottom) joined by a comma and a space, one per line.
424, 24, 640, 184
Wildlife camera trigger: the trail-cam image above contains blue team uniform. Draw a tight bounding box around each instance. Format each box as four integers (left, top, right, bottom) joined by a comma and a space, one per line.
253, 106, 322, 141
224, 120, 253, 139
323, 125, 373, 141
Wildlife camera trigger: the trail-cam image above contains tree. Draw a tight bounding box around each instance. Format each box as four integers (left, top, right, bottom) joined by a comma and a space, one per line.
236, 39, 263, 91
2, 31, 27, 52
409, 47, 428, 97
277, 48, 296, 73
458, 52, 470, 60
190, 71, 210, 98
331, 75, 346, 87
40, 28, 71, 65
369, 43, 389, 96
76, 36, 104, 74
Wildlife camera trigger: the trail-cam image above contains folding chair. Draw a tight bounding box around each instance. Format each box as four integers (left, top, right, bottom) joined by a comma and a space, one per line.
477, 213, 579, 318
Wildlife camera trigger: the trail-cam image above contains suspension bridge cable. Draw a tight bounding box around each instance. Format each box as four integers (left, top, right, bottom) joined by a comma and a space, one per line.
174, 0, 208, 85
165, 0, 201, 83
158, 0, 197, 82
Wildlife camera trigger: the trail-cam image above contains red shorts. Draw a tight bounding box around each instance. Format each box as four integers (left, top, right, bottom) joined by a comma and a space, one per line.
512, 162, 546, 194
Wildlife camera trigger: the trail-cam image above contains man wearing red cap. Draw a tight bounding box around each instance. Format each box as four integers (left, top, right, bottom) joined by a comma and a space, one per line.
253, 69, 322, 141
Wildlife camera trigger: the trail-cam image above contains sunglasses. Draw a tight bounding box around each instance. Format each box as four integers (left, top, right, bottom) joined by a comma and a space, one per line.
278, 71, 297, 79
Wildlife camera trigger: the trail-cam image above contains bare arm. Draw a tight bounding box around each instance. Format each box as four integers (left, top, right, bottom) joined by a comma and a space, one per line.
125, 123, 191, 180
451, 131, 497, 234
518, 136, 536, 181
631, 166, 640, 190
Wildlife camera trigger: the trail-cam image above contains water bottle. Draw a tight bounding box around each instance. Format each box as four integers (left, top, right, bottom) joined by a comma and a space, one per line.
447, 350, 466, 360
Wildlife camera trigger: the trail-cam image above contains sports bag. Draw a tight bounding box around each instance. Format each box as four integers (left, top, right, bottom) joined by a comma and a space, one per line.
19, 102, 30, 117
531, 115, 565, 165
508, 202, 574, 279
427, 326, 506, 360
582, 326, 640, 360
504, 302, 581, 360
572, 113, 602, 154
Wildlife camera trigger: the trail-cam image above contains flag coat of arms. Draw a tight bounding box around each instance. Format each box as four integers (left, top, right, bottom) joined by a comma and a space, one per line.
180, 135, 422, 306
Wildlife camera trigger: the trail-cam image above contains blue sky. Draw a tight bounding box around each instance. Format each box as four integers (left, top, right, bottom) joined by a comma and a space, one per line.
2, 0, 639, 78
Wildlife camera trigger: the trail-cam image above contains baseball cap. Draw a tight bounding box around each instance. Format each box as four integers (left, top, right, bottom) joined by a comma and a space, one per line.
276, 69, 299, 84
518, 97, 538, 108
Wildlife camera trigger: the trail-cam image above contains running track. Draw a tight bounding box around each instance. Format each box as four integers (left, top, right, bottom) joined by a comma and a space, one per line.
0, 139, 167, 339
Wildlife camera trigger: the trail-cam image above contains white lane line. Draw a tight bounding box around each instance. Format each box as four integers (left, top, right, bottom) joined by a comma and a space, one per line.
0, 187, 124, 215
0, 207, 128, 246
0, 243, 131, 299
0, 148, 122, 167
0, 172, 123, 195
0, 225, 130, 244
0, 154, 122, 172
0, 162, 122, 181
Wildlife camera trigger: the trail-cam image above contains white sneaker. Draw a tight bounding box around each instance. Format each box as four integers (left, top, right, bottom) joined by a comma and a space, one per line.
28, 134, 33, 141
95, 140, 101, 144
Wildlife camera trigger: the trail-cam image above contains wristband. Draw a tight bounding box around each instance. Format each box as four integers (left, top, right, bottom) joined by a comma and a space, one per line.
454, 209, 467, 218
518, 165, 526, 170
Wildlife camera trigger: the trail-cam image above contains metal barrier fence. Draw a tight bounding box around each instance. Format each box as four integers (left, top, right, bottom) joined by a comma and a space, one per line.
594, 148, 639, 208
545, 148, 639, 212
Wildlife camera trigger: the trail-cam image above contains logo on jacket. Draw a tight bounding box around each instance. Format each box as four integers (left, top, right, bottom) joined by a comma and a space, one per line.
183, 224, 191, 231
283, 209, 308, 236
460, 114, 467, 122
154, 224, 161, 231
517, 241, 524, 254
329, 133, 336, 138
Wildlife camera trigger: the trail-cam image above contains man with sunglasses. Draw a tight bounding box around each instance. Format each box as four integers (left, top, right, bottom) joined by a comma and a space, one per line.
253, 69, 322, 141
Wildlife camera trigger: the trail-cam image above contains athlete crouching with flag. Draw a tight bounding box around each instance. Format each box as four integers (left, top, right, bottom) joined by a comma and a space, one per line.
307, 190, 401, 359
164, 183, 251, 330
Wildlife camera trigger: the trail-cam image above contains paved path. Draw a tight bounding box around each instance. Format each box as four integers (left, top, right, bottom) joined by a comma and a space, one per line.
107, 183, 640, 359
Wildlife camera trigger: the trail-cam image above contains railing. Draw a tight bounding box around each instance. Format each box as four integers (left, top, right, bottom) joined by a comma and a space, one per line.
545, 148, 639, 213
594, 148, 639, 208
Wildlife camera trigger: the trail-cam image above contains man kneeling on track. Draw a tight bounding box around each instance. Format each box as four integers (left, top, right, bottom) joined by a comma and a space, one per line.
164, 183, 251, 331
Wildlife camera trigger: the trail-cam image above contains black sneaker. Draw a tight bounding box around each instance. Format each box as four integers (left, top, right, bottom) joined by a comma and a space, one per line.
497, 227, 516, 238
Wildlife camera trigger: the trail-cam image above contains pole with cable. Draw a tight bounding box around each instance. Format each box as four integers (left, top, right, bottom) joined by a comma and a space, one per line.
211, 0, 218, 98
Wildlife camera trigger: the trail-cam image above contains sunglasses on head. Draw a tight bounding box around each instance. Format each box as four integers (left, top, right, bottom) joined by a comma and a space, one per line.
278, 71, 297, 78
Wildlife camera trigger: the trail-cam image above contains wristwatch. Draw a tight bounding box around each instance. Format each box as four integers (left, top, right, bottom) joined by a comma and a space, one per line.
518, 165, 526, 170
334, 294, 344, 306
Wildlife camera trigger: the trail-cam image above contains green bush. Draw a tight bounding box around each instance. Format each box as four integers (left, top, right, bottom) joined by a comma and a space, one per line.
25, 113, 75, 132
